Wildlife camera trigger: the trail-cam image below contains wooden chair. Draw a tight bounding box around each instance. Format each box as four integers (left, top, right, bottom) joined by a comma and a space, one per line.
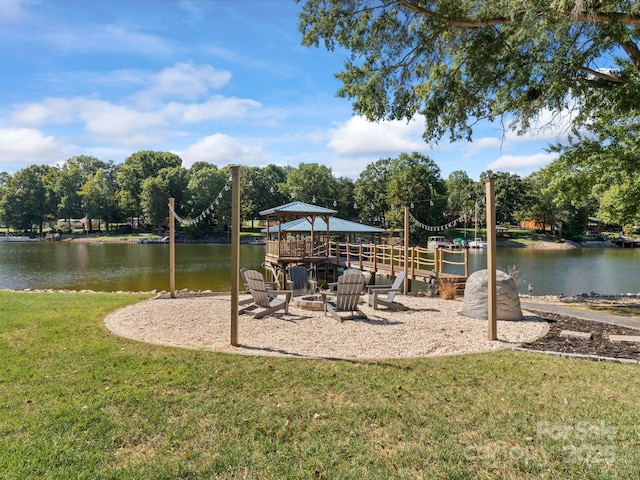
321, 271, 367, 322
367, 271, 408, 311
239, 270, 292, 319
327, 268, 367, 293
239, 267, 278, 306
286, 265, 317, 296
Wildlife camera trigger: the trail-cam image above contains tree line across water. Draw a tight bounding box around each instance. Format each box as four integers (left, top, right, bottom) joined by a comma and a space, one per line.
0, 150, 630, 244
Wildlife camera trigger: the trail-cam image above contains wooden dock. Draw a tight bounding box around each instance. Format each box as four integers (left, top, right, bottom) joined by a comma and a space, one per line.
264, 240, 469, 293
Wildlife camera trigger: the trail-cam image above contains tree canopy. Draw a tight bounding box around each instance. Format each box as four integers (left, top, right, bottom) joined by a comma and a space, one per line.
298, 0, 640, 141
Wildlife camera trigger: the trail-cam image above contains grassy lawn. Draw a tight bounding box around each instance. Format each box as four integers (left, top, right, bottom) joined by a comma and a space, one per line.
1, 292, 639, 479
587, 304, 640, 318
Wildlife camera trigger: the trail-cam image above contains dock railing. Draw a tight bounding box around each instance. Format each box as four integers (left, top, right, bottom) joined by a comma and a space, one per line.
265, 240, 468, 282
328, 241, 468, 280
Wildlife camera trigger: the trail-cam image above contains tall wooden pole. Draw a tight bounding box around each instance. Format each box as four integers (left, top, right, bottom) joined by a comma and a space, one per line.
403, 206, 409, 294
230, 166, 240, 346
169, 197, 176, 299
485, 178, 497, 340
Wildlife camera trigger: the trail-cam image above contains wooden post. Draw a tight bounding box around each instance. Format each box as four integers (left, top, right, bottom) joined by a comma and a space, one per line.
169, 197, 176, 298
403, 206, 409, 294
230, 166, 240, 346
486, 178, 497, 340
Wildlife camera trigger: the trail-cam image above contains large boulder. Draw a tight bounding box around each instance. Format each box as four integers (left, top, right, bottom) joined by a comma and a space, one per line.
461, 269, 523, 321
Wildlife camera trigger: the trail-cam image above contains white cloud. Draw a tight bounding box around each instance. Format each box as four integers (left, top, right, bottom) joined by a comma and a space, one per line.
487, 152, 557, 173
503, 107, 576, 143
164, 95, 262, 123
178, 133, 263, 168
46, 23, 172, 56
462, 137, 502, 158
133, 63, 232, 105
79, 100, 167, 146
0, 128, 66, 167
12, 97, 84, 126
327, 116, 428, 155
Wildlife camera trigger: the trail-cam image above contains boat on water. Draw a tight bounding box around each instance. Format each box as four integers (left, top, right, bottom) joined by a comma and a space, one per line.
427, 236, 449, 248
0, 235, 37, 242
468, 238, 487, 249
136, 236, 170, 244
469, 201, 487, 249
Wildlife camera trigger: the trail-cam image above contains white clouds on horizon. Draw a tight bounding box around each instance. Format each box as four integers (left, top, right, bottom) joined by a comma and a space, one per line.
327, 116, 429, 155
7, 62, 266, 153
0, 128, 68, 167
487, 152, 558, 174
131, 63, 233, 106
177, 133, 263, 168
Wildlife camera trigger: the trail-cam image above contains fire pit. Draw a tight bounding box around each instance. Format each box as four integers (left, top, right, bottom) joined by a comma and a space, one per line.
295, 295, 325, 311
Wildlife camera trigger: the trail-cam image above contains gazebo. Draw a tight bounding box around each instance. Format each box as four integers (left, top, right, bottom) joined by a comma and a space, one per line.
259, 201, 386, 265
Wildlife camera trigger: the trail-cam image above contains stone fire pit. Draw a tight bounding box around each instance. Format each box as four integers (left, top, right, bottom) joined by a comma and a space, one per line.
295, 295, 325, 311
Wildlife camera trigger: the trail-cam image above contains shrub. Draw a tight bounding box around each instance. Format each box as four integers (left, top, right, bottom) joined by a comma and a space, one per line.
438, 279, 457, 300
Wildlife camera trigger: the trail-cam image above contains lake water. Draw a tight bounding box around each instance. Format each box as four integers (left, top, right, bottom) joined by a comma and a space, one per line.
1, 242, 639, 296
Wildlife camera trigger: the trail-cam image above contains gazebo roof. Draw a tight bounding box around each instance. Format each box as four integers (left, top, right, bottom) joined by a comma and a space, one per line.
259, 201, 337, 217
263, 216, 386, 234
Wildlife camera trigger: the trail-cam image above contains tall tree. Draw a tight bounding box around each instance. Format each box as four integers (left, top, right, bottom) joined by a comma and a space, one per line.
284, 163, 341, 210
78, 164, 119, 232
519, 171, 561, 232
445, 170, 480, 223
479, 171, 527, 225
0, 165, 58, 232
184, 164, 229, 237
118, 151, 183, 227
386, 152, 447, 243
354, 158, 392, 227
298, 1, 640, 141
56, 156, 109, 229
141, 176, 170, 234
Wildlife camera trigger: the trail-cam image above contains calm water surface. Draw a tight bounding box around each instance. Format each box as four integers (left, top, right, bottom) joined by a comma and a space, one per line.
1, 242, 639, 296
0, 242, 266, 292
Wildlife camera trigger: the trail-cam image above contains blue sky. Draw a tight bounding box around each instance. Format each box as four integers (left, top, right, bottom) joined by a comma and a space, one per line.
0, 0, 567, 181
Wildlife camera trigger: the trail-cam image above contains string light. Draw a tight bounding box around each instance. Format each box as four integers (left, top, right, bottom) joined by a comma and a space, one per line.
168, 177, 232, 226
408, 212, 467, 232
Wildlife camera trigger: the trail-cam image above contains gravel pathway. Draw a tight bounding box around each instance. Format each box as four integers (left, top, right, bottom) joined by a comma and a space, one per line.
105, 294, 548, 360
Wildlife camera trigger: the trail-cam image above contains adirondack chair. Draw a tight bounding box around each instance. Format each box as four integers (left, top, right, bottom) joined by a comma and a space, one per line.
239, 267, 278, 306
239, 269, 292, 319
327, 268, 368, 293
286, 265, 318, 296
321, 271, 367, 322
367, 271, 408, 311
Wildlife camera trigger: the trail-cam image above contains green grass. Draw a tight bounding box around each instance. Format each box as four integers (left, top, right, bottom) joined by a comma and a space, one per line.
2, 292, 640, 479
588, 304, 640, 318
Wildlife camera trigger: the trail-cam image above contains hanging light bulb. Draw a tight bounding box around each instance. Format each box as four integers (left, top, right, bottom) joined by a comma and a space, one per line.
248, 180, 253, 187
353, 202, 357, 208
270, 186, 274, 194
312, 196, 316, 203
430, 200, 434, 206
410, 202, 414, 208
333, 200, 337, 207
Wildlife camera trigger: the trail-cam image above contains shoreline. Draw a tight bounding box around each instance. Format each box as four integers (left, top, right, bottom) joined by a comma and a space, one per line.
59, 235, 616, 249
